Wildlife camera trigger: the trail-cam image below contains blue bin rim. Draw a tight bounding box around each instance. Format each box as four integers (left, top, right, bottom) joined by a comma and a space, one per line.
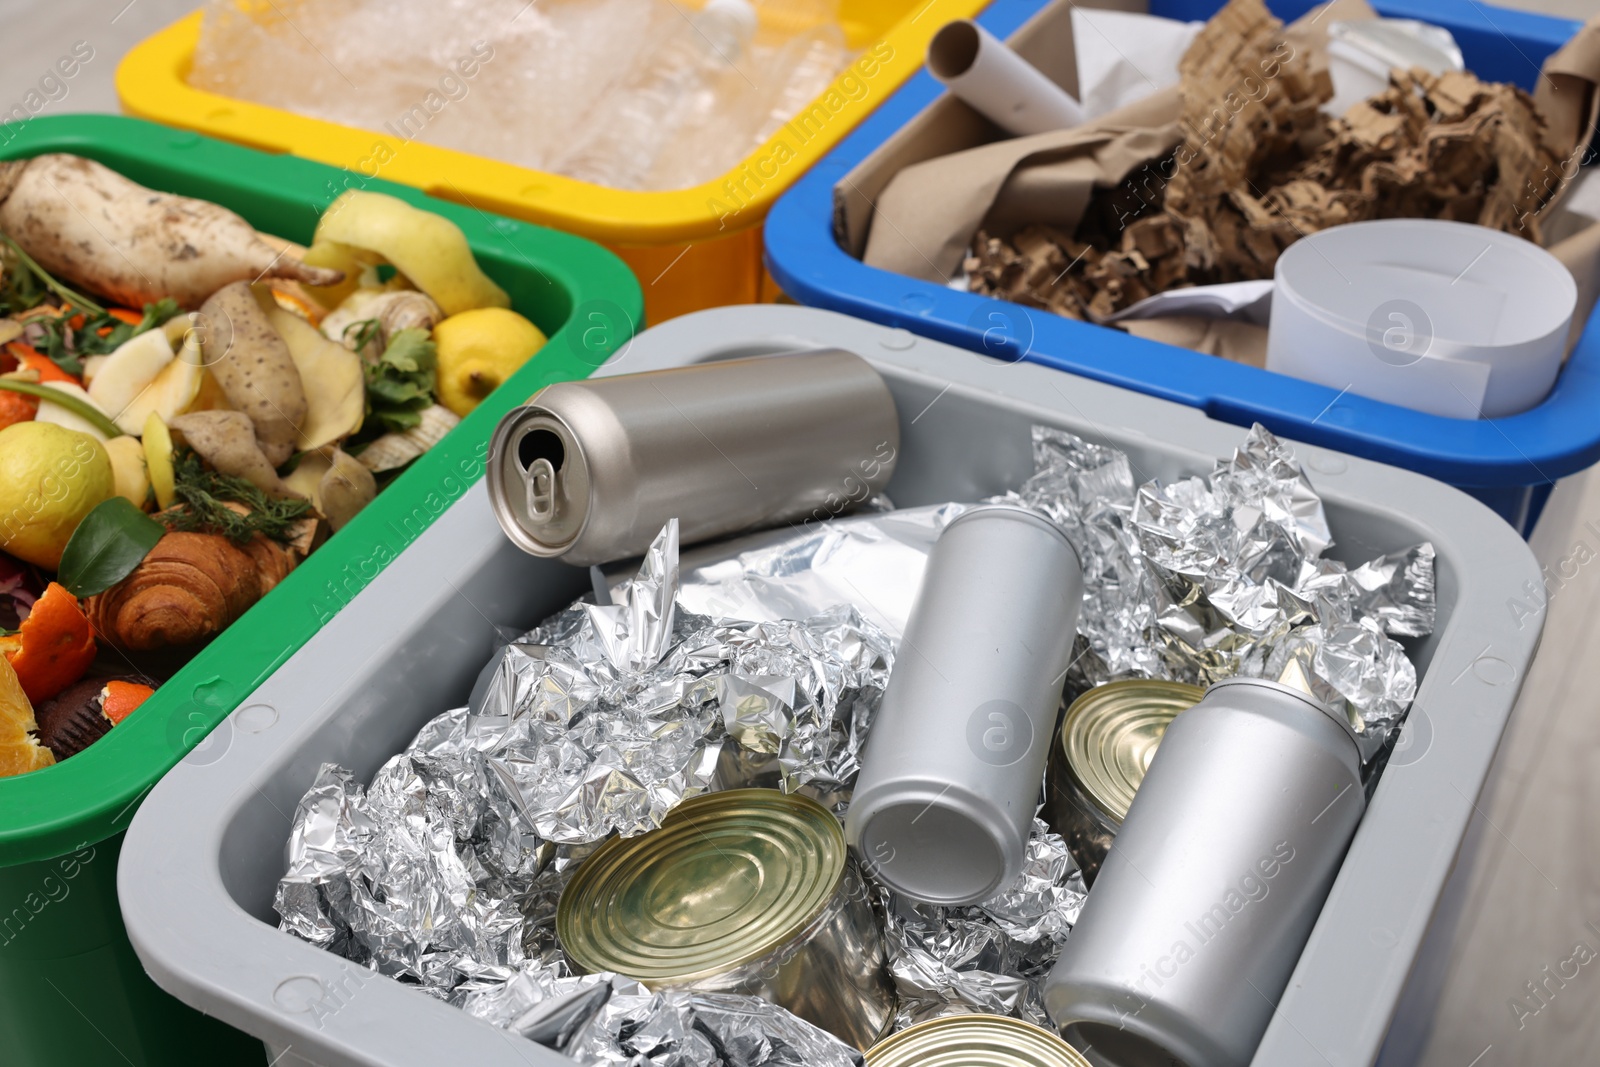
763, 0, 1593, 491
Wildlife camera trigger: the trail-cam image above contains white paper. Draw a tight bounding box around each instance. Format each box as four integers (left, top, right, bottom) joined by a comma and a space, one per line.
1106, 279, 1275, 325
1265, 220, 1575, 419
1325, 19, 1464, 118
1071, 9, 1202, 121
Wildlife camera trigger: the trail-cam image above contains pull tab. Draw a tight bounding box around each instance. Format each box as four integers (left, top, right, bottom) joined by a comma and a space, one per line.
526, 457, 558, 522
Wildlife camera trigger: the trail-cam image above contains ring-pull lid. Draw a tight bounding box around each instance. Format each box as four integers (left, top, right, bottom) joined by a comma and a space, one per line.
491, 407, 592, 555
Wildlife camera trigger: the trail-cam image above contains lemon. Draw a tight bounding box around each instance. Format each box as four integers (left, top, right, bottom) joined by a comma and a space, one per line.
433, 308, 547, 418
0, 422, 115, 569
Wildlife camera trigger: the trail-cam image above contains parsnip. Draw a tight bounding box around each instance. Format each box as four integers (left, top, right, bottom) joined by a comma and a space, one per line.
169, 411, 298, 500
198, 282, 306, 466
0, 154, 344, 309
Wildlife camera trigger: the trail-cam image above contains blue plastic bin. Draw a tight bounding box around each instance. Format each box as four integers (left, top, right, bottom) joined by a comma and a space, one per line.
764, 0, 1593, 534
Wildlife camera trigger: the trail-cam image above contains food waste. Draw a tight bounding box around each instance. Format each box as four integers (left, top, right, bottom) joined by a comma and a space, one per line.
0, 153, 551, 777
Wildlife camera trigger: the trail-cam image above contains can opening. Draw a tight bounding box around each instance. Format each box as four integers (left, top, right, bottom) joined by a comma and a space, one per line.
1061, 1021, 1186, 1067
518, 429, 565, 473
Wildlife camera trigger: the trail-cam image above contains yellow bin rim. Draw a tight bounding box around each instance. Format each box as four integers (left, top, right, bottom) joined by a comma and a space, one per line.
115, 2, 989, 248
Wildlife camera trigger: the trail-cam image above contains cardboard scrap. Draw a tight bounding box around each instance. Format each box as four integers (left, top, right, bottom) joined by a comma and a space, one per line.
965, 0, 1570, 325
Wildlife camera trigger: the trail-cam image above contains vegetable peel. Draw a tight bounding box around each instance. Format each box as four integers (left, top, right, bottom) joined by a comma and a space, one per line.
313, 190, 508, 316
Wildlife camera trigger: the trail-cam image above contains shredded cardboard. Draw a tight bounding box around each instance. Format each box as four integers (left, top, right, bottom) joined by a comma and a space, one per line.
965, 0, 1572, 328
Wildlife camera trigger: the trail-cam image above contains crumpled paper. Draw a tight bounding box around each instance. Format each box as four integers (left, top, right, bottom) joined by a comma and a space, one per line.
967, 0, 1564, 324
275, 519, 894, 999
874, 820, 1086, 1029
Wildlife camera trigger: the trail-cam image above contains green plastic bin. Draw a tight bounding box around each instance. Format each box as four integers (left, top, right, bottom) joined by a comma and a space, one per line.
0, 114, 642, 1067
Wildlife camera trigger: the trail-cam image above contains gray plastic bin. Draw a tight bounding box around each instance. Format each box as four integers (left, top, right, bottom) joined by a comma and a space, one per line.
116, 305, 1544, 1067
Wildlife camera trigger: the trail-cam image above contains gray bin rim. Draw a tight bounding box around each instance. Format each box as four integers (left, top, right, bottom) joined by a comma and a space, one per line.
117, 304, 1545, 1067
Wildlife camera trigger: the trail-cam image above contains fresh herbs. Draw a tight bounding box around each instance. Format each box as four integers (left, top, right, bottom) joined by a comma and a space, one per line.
56, 497, 166, 598
164, 448, 312, 545
0, 231, 104, 317
342, 317, 381, 353
362, 327, 437, 435
2, 231, 180, 376
30, 298, 182, 377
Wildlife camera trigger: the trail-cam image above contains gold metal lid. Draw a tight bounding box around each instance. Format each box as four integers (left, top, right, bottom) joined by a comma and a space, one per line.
1063, 679, 1206, 824
558, 789, 845, 983
866, 1014, 1093, 1067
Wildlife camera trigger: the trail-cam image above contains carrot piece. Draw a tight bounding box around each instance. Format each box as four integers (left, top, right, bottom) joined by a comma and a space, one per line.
100, 680, 155, 726
5, 341, 77, 384
0, 388, 36, 430
94, 309, 143, 337
3, 582, 96, 705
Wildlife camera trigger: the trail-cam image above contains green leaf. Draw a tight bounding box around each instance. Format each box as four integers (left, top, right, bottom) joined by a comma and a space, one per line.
379, 328, 436, 375
57, 497, 165, 598
358, 327, 439, 440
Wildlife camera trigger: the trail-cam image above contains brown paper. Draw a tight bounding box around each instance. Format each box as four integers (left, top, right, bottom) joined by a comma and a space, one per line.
1122, 315, 1269, 365
1535, 17, 1600, 170
860, 90, 1181, 281
855, 0, 1600, 365
1552, 221, 1600, 354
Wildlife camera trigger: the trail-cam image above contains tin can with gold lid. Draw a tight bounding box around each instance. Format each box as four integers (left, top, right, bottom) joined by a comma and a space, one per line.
866, 1014, 1093, 1067
1046, 679, 1205, 884
557, 788, 895, 1048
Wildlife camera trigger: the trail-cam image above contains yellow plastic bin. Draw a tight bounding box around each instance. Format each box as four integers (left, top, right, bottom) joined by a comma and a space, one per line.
116, 0, 988, 325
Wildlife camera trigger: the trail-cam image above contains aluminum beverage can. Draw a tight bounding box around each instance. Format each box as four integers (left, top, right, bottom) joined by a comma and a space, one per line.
557, 788, 896, 1048
1043, 678, 1366, 1067
846, 504, 1083, 906
487, 350, 899, 565
1045, 680, 1205, 885
867, 1014, 1094, 1066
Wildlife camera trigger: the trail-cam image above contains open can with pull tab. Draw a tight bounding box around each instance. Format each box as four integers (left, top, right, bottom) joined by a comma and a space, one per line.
487, 350, 901, 566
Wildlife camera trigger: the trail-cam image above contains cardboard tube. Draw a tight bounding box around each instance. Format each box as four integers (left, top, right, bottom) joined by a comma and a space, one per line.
927, 20, 1084, 136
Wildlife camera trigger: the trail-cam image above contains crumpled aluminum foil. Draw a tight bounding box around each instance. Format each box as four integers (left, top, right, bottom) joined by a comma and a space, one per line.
276, 519, 894, 1002
1016, 423, 1434, 760
872, 819, 1087, 1030
621, 503, 971, 639
567, 981, 865, 1067
276, 423, 1433, 1062
452, 969, 865, 1065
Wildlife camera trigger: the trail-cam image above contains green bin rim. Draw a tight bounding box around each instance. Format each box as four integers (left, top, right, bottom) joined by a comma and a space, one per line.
0, 113, 643, 865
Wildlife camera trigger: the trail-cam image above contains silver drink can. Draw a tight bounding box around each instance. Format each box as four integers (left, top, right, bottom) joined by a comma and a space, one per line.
487, 350, 899, 565
846, 504, 1083, 906
1044, 677, 1367, 1067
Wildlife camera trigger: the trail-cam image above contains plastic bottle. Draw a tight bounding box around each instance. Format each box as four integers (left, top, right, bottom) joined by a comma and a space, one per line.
557, 0, 760, 190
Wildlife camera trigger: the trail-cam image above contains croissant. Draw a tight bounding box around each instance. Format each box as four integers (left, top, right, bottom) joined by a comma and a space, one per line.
85, 531, 298, 653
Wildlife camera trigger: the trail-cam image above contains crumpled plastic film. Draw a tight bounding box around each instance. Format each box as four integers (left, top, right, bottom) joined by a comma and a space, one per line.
275, 519, 895, 1001
873, 820, 1087, 1029
566, 982, 866, 1067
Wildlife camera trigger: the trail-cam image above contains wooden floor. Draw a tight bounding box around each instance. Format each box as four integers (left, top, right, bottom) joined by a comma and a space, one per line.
2, 1, 1596, 1064
1415, 464, 1600, 1067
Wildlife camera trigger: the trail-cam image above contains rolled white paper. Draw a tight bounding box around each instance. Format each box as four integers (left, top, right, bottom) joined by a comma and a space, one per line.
1265, 219, 1577, 420
927, 19, 1084, 136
